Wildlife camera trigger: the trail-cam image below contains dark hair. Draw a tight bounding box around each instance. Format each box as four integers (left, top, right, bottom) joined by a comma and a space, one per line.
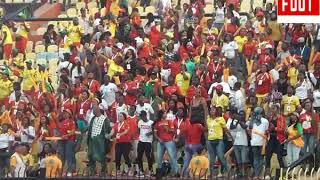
156, 110, 165, 122
70, 61, 83, 78
215, 106, 223, 117
140, 110, 147, 118
39, 143, 53, 159
120, 112, 127, 119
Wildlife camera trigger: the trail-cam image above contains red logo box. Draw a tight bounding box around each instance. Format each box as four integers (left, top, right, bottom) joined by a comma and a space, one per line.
278, 0, 320, 16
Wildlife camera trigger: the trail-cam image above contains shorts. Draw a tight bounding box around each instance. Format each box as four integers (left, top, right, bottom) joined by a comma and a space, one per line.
234, 145, 248, 164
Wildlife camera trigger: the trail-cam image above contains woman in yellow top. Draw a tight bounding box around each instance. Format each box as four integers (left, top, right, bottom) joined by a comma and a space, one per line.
284, 112, 304, 165
0, 71, 13, 109
15, 22, 30, 53
206, 106, 232, 178
1, 21, 13, 60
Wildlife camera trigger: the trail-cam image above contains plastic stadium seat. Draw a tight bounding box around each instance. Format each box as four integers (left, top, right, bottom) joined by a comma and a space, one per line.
35, 44, 46, 53
36, 27, 47, 36
47, 45, 59, 60
48, 21, 58, 27
89, 7, 99, 17
67, 8, 78, 17
204, 4, 214, 14
87, 1, 97, 9
47, 45, 58, 52
136, 6, 144, 14
128, 6, 132, 14
26, 52, 36, 60
145, 6, 156, 14
58, 14, 67, 18
26, 41, 33, 53
76, 2, 86, 9
36, 58, 48, 66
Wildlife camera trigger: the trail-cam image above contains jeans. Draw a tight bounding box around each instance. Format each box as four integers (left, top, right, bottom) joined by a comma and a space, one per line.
156, 141, 178, 174
137, 141, 153, 171
181, 144, 203, 176
251, 146, 264, 177
115, 142, 132, 171
233, 145, 248, 165
265, 136, 285, 168
207, 140, 228, 174
287, 142, 301, 165
302, 133, 315, 154
58, 140, 76, 173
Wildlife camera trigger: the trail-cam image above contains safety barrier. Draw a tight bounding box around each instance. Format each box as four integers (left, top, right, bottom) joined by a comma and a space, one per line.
2, 166, 319, 179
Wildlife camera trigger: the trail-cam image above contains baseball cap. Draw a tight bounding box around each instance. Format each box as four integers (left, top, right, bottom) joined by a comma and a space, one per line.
215, 84, 223, 90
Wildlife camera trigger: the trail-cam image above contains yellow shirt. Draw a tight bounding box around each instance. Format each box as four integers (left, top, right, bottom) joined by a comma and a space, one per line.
288, 123, 304, 147
203, 27, 219, 36
17, 23, 30, 38
1, 25, 13, 45
45, 155, 62, 178
10, 153, 34, 167
288, 67, 298, 86
107, 59, 124, 78
175, 72, 191, 96
110, 1, 120, 17
0, 79, 13, 99
189, 155, 209, 179
108, 22, 116, 37
211, 94, 229, 111
207, 116, 226, 140
281, 95, 300, 116
234, 36, 248, 53
22, 69, 37, 91
67, 25, 84, 43
268, 21, 282, 41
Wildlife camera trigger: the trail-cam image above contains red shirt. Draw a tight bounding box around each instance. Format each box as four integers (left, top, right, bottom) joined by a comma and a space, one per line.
225, 23, 238, 34
164, 84, 181, 97
124, 81, 139, 106
255, 72, 272, 95
174, 118, 190, 136
72, 85, 84, 97
154, 119, 175, 141
185, 123, 204, 144
76, 99, 91, 120
268, 115, 286, 143
243, 41, 257, 57
299, 112, 317, 134
127, 115, 139, 140
88, 79, 100, 94
58, 118, 76, 141
61, 98, 74, 113
257, 54, 275, 65
168, 61, 182, 78
186, 85, 208, 103
113, 121, 131, 143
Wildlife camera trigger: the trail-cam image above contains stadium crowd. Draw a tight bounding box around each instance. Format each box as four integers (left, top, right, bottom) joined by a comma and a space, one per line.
0, 0, 320, 179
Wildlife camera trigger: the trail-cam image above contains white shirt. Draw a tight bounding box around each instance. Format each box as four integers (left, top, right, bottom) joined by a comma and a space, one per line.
313, 90, 320, 108
0, 133, 14, 149
208, 82, 231, 96
138, 120, 154, 142
226, 118, 248, 146
20, 126, 35, 144
270, 69, 279, 81
160, 69, 171, 86
223, 75, 237, 89
136, 103, 154, 120
221, 41, 238, 59
116, 104, 128, 120
71, 66, 85, 84
166, 110, 176, 121
249, 118, 269, 146
79, 16, 92, 34
100, 83, 118, 107
229, 90, 245, 111
214, 7, 225, 24
295, 80, 312, 100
